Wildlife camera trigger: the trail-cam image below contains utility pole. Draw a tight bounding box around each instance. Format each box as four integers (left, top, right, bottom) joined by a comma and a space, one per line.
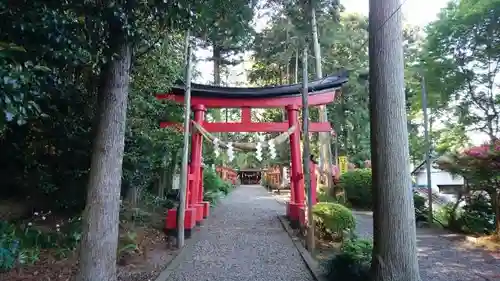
301, 39, 315, 253
177, 29, 193, 248
421, 74, 433, 223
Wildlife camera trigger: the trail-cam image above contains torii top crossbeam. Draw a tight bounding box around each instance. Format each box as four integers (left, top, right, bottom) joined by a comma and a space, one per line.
156, 73, 348, 108
156, 72, 348, 133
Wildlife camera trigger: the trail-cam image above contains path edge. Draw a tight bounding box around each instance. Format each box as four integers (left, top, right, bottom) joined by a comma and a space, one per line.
154, 197, 227, 281
267, 187, 325, 281
277, 215, 327, 281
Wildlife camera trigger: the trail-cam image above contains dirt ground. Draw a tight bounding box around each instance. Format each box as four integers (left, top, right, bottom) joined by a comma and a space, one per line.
0, 227, 178, 281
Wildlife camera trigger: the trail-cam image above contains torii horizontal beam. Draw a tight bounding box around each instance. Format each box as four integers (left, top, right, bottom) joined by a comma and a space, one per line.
160, 121, 332, 132
155, 89, 338, 108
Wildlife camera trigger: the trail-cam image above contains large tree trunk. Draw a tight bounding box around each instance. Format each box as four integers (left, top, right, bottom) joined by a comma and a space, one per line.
294, 48, 299, 84
212, 45, 224, 164
213, 46, 222, 86
368, 0, 421, 279
310, 5, 334, 191
76, 42, 131, 281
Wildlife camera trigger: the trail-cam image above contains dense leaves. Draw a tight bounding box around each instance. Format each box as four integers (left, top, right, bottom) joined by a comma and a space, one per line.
313, 202, 356, 237
325, 238, 372, 281
437, 141, 500, 235
338, 169, 372, 209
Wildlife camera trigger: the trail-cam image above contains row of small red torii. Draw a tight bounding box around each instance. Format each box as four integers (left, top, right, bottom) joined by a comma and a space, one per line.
156, 88, 340, 235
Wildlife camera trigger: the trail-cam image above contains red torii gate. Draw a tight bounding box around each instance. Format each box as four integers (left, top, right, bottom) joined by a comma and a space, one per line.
157, 73, 348, 236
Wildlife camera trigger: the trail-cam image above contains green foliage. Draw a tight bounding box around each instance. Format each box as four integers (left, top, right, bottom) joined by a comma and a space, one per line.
437, 142, 500, 235
325, 238, 372, 281
203, 169, 233, 204
460, 193, 495, 235
0, 222, 19, 271
0, 212, 83, 271
433, 203, 457, 228
317, 189, 337, 203
339, 169, 372, 209
413, 192, 428, 223
423, 0, 500, 139
313, 202, 356, 237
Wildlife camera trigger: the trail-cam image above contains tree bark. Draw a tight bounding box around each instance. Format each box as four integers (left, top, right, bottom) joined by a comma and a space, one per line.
213, 46, 222, 86
76, 42, 131, 281
164, 149, 179, 192
368, 0, 421, 279
310, 5, 334, 191
294, 48, 299, 84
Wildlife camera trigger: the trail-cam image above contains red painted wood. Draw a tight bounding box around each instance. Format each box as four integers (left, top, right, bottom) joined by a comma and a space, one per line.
160, 121, 332, 132
156, 90, 338, 108
287, 105, 304, 209
241, 107, 251, 123
189, 106, 205, 209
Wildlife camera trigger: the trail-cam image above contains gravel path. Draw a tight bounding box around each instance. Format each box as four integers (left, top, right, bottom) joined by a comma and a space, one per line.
162, 185, 315, 281
271, 193, 500, 281
352, 211, 500, 281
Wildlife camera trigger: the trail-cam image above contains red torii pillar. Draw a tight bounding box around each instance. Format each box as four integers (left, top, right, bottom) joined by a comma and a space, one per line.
287, 105, 305, 228
198, 165, 209, 218
189, 105, 208, 224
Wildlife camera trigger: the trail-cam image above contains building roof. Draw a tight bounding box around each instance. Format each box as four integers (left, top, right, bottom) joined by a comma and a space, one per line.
238, 168, 265, 172
411, 158, 439, 175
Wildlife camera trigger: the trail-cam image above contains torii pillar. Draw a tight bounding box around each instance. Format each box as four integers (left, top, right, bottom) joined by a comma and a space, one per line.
189, 105, 208, 224
287, 104, 305, 228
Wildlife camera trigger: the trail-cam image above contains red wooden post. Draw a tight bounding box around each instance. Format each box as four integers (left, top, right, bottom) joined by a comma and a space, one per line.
164, 148, 197, 236
287, 105, 304, 226
190, 105, 206, 224
199, 166, 210, 218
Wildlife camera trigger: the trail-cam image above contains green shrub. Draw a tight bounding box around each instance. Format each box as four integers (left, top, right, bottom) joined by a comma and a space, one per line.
313, 202, 356, 237
0, 221, 18, 271
325, 238, 373, 281
218, 181, 233, 195
339, 169, 372, 209
413, 192, 428, 223
0, 221, 43, 271
203, 169, 223, 193
317, 190, 336, 203
459, 193, 494, 234
202, 169, 233, 204
434, 202, 457, 228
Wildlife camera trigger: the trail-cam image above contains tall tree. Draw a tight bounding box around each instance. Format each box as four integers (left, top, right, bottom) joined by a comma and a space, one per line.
423, 0, 500, 142
368, 0, 421, 280
75, 1, 194, 280
309, 0, 336, 189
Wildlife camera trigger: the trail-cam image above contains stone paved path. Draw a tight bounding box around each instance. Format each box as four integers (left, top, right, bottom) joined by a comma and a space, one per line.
162, 185, 315, 281
352, 211, 500, 281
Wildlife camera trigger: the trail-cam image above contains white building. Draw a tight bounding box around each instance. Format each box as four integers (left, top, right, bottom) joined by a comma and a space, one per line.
411, 160, 464, 198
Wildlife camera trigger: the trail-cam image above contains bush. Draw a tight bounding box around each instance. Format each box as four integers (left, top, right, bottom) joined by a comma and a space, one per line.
459, 193, 494, 234
434, 202, 458, 228
218, 181, 232, 195
339, 169, 372, 209
202, 169, 233, 204
313, 202, 356, 238
325, 238, 372, 281
413, 192, 428, 224
203, 169, 223, 193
